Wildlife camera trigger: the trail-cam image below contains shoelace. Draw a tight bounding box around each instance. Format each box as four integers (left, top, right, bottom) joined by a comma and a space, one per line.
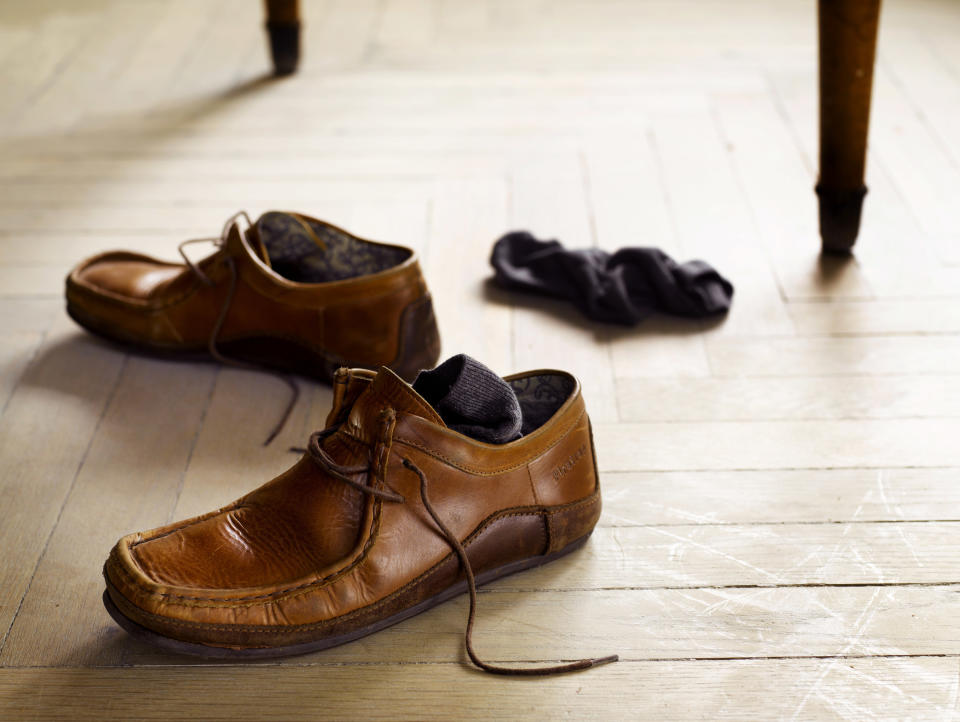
305, 426, 619, 676
178, 211, 298, 445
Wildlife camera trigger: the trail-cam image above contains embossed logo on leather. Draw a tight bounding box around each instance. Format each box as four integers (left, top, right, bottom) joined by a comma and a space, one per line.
553, 443, 587, 481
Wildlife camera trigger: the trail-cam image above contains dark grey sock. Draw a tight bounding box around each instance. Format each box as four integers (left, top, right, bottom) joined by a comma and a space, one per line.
490, 231, 734, 325
413, 355, 522, 444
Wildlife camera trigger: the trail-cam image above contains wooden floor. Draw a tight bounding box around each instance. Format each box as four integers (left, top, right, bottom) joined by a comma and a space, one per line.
1, 0, 960, 719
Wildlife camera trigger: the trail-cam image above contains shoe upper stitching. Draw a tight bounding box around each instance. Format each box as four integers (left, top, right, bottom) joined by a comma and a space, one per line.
112, 493, 596, 611
116, 409, 589, 604
128, 434, 371, 561
110, 502, 594, 634
113, 489, 386, 606
392, 408, 585, 476
70, 264, 208, 310
109, 510, 545, 632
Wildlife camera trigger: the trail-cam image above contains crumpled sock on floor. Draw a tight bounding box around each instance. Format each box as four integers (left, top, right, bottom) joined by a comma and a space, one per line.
490, 231, 734, 325
413, 354, 522, 444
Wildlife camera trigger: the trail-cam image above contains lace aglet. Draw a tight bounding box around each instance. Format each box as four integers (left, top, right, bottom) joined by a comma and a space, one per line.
588, 654, 619, 668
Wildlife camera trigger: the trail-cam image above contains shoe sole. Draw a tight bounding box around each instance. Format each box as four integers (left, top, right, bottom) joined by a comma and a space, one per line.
102, 531, 591, 660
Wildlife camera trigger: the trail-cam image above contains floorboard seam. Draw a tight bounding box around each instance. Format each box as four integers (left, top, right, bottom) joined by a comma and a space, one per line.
0, 354, 129, 657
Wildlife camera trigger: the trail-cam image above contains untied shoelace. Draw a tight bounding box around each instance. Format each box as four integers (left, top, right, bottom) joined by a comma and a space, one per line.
304, 411, 619, 676
178, 210, 298, 445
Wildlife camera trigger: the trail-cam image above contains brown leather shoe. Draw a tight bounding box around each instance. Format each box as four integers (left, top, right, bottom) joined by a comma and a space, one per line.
66, 211, 440, 383
102, 360, 616, 674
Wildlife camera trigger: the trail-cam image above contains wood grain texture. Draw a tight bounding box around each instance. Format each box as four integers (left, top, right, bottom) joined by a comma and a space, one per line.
594, 419, 960, 471
601, 468, 960, 524
427, 177, 512, 372
706, 336, 960, 376
111, 584, 960, 665
0, 316, 125, 652
617, 374, 960, 421
166, 367, 315, 522
787, 299, 960, 335
0, 358, 216, 667
2, 659, 958, 722
494, 522, 960, 589
2, 0, 960, 719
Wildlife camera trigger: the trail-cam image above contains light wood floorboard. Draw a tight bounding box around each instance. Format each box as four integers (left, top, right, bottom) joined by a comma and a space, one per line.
1, 0, 958, 719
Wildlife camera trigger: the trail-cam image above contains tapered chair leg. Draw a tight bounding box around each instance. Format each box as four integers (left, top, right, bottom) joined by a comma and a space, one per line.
817, 0, 882, 255
264, 0, 301, 76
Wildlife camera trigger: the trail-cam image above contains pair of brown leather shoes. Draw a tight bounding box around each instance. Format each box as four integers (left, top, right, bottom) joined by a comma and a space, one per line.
68, 212, 614, 674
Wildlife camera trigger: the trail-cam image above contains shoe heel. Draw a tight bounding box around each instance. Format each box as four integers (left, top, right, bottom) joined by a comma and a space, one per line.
544, 490, 602, 555
390, 293, 441, 381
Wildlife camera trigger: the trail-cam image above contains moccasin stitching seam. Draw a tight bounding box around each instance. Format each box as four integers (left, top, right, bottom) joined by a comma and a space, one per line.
129, 433, 370, 554
110, 494, 596, 611
109, 505, 570, 628
69, 269, 207, 309
112, 491, 387, 606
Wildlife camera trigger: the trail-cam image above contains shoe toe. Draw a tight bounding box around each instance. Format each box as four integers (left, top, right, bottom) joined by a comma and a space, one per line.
102, 525, 236, 637
71, 252, 183, 302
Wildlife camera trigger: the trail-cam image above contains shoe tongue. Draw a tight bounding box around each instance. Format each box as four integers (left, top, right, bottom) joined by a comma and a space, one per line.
220, 216, 272, 267
365, 366, 446, 425
334, 357, 523, 447
325, 366, 444, 462
242, 224, 271, 266
413, 355, 522, 444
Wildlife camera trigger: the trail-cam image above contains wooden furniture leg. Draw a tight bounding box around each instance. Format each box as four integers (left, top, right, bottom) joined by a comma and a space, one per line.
816, 0, 882, 255
264, 0, 301, 76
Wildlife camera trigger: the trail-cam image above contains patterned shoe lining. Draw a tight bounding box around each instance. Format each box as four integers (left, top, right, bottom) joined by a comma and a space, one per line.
258, 212, 411, 283
509, 374, 576, 436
